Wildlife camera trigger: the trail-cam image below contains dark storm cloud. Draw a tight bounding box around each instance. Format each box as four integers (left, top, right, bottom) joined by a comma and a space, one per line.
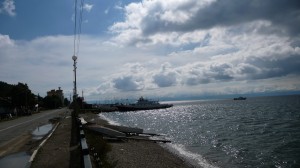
141, 0, 300, 36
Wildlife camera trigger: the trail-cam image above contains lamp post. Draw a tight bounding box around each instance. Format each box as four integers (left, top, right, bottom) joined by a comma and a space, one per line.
72, 55, 78, 100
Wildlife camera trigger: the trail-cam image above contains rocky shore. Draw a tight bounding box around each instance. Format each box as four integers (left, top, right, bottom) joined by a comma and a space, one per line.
81, 112, 193, 168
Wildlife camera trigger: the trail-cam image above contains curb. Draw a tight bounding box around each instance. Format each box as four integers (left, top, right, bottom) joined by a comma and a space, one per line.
78, 119, 92, 168
26, 122, 60, 167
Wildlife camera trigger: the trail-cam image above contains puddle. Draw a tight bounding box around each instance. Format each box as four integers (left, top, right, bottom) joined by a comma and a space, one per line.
0, 152, 30, 168
0, 124, 54, 167
32, 123, 53, 140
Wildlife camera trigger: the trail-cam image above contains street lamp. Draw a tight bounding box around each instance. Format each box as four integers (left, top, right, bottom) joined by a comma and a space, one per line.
72, 55, 78, 100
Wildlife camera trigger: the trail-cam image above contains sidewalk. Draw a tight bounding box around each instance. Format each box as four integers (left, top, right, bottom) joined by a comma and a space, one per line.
30, 112, 72, 168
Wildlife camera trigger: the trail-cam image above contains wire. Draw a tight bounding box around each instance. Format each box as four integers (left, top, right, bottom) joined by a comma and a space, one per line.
73, 0, 84, 57
76, 0, 84, 56
73, 0, 77, 56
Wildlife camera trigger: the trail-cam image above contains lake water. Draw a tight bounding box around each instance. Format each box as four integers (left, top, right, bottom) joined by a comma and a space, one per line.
99, 95, 300, 168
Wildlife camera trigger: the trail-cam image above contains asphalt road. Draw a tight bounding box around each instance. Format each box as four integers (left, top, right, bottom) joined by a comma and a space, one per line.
0, 108, 69, 148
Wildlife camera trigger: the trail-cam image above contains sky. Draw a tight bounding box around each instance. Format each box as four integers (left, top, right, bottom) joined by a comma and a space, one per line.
0, 0, 300, 101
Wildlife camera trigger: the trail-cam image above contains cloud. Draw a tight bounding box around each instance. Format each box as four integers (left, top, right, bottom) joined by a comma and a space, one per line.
0, 32, 299, 100
153, 72, 177, 87
0, 35, 74, 94
0, 0, 16, 16
83, 3, 93, 12
0, 34, 14, 47
107, 13, 300, 98
110, 62, 153, 92
114, 1, 123, 10
113, 76, 144, 91
110, 0, 300, 47
142, 0, 300, 35
153, 63, 178, 87
104, 7, 109, 14
100, 28, 300, 92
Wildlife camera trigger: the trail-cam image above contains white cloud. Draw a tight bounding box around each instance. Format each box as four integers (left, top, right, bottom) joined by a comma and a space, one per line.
104, 7, 109, 14
0, 0, 16, 16
83, 3, 93, 12
109, 0, 300, 48
114, 1, 123, 10
0, 34, 14, 47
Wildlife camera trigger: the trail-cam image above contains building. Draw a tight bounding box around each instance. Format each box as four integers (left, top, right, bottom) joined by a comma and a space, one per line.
47, 87, 64, 105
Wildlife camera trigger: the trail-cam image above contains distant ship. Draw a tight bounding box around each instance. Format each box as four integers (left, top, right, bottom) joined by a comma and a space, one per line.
233, 97, 247, 100
116, 97, 173, 111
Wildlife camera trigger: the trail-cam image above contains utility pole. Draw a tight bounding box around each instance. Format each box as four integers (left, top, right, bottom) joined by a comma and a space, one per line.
72, 55, 78, 100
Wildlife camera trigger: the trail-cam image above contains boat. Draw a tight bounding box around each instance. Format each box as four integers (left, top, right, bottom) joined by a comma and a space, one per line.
233, 96, 247, 100
116, 97, 173, 111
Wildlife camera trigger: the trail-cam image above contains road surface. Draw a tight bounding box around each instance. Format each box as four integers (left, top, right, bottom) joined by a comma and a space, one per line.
0, 108, 69, 156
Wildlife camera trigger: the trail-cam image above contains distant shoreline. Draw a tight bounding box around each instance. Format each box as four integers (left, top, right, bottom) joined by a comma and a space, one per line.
86, 93, 300, 105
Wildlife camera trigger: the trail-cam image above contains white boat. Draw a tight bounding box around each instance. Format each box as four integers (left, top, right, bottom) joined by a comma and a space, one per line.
116, 97, 173, 112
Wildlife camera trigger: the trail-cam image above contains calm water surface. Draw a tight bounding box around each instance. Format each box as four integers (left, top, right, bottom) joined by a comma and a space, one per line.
100, 95, 300, 168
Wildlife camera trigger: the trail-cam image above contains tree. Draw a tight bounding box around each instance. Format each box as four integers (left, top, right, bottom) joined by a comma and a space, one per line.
10, 82, 36, 109
0, 81, 13, 97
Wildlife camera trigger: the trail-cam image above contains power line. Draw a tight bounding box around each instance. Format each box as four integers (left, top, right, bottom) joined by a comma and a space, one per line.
73, 0, 78, 56
73, 0, 84, 57
76, 0, 84, 56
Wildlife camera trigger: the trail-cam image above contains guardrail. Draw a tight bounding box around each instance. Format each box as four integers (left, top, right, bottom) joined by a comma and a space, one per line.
78, 118, 92, 168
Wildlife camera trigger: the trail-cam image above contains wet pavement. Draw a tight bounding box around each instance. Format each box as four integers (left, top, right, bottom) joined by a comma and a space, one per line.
0, 108, 70, 168
32, 124, 53, 140
0, 123, 55, 168
0, 152, 30, 168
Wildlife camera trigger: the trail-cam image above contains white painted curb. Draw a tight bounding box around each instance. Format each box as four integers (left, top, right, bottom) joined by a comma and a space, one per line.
28, 122, 60, 163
